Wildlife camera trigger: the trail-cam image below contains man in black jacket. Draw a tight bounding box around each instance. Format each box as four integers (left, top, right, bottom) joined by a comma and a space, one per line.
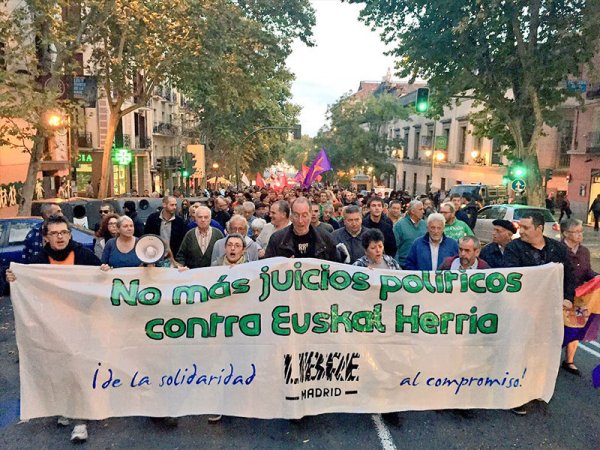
144, 196, 187, 255
362, 197, 397, 258
264, 197, 338, 261
502, 211, 575, 416
123, 201, 145, 237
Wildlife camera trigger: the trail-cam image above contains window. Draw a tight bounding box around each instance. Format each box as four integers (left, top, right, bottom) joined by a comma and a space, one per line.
402, 171, 406, 191
412, 173, 417, 196
477, 206, 506, 220
413, 129, 420, 159
441, 178, 446, 191
9, 222, 34, 245
491, 138, 503, 165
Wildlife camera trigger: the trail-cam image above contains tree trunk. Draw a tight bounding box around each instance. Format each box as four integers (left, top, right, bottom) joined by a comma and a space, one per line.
97, 112, 121, 199
524, 153, 544, 207
18, 135, 44, 216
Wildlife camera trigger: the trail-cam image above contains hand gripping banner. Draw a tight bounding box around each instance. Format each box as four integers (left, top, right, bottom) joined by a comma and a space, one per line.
10, 260, 564, 420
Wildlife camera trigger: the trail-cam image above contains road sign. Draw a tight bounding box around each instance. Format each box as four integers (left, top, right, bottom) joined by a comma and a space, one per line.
511, 179, 526, 193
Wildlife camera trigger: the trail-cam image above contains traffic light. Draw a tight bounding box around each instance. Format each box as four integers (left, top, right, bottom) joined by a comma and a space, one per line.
508, 160, 527, 179
545, 168, 553, 181
156, 158, 163, 171
181, 169, 189, 177
415, 88, 430, 113
175, 158, 183, 169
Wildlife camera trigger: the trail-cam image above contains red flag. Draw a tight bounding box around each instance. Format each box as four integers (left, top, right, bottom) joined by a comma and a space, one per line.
256, 172, 265, 188
279, 174, 288, 188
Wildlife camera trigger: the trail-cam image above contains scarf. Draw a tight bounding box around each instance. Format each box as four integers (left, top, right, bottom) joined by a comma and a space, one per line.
43, 240, 76, 262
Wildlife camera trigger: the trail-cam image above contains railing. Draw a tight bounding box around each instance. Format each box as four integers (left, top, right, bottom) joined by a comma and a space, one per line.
558, 153, 571, 167
77, 132, 92, 148
587, 131, 600, 153
135, 136, 152, 149
153, 122, 179, 136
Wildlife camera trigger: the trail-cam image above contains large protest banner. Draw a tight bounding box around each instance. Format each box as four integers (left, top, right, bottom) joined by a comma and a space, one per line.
11, 259, 563, 420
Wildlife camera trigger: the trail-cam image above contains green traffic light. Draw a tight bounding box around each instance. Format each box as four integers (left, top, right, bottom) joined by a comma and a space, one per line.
182, 170, 189, 177
513, 166, 526, 178
416, 101, 428, 113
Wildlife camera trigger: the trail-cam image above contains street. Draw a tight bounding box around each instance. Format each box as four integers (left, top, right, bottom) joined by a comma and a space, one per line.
1, 226, 600, 449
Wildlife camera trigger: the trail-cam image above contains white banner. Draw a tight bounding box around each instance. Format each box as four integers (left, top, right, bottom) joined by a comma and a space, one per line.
11, 260, 564, 420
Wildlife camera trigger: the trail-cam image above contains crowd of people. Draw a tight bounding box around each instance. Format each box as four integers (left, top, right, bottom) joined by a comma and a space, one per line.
5, 184, 599, 441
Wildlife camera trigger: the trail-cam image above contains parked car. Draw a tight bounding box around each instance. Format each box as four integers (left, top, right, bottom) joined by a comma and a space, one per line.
473, 204, 561, 245
448, 184, 509, 205
0, 217, 95, 293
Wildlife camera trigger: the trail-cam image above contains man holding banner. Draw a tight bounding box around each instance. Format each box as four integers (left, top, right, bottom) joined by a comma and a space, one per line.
503, 211, 575, 415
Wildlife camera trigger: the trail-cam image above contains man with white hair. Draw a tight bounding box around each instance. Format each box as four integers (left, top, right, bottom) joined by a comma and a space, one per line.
393, 200, 427, 267
242, 201, 257, 237
257, 200, 291, 248
211, 215, 263, 263
176, 206, 224, 268
404, 213, 458, 270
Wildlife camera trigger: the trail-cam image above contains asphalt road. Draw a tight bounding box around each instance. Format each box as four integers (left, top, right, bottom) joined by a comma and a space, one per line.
1, 225, 600, 449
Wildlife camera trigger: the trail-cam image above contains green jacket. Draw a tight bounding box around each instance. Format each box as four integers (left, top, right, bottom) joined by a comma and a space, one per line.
393, 215, 427, 265
444, 219, 474, 242
175, 227, 224, 268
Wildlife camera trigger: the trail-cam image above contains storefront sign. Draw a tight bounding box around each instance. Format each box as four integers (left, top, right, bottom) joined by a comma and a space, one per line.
112, 148, 133, 166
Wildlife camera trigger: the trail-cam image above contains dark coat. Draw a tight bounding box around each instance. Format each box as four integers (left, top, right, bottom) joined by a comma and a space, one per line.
362, 215, 397, 258
504, 237, 575, 301
265, 224, 339, 262
128, 211, 145, 238
144, 212, 187, 255
479, 243, 507, 269
438, 255, 490, 270
31, 242, 101, 266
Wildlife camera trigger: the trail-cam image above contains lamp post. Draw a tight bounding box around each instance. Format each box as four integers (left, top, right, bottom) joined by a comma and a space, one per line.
212, 162, 219, 190
425, 149, 445, 194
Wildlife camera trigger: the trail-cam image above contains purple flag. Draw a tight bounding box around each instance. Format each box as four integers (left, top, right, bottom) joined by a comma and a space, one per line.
302, 148, 332, 188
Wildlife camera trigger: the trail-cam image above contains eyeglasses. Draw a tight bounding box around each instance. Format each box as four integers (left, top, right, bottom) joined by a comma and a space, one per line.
100, 209, 110, 214
47, 230, 71, 238
108, 221, 118, 226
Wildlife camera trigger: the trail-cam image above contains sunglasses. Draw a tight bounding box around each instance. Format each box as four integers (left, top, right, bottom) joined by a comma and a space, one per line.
100, 210, 110, 214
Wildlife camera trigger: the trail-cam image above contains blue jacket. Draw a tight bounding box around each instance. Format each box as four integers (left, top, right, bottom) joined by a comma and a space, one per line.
404, 233, 458, 270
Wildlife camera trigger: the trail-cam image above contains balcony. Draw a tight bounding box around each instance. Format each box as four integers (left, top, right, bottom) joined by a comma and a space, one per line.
153, 122, 179, 136
558, 153, 571, 167
587, 131, 600, 154
135, 136, 152, 149
77, 132, 93, 148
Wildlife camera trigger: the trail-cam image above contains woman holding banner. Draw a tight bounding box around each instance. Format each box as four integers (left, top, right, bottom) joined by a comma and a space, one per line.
100, 216, 143, 270
560, 218, 599, 376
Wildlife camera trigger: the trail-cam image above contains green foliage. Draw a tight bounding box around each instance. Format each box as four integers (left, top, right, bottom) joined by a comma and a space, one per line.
314, 91, 409, 177
349, 0, 600, 204
176, 0, 315, 177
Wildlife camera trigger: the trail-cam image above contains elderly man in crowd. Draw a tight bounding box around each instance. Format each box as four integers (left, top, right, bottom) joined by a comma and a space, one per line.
321, 203, 340, 230
264, 197, 338, 261
144, 195, 187, 256
387, 200, 403, 226
363, 196, 396, 258
22, 203, 63, 263
439, 235, 489, 270
212, 196, 231, 229
404, 213, 458, 271
242, 201, 257, 238
211, 215, 263, 263
310, 203, 334, 234
332, 205, 368, 264
393, 200, 427, 267
176, 206, 224, 269
439, 202, 474, 242
479, 219, 516, 268
257, 200, 291, 248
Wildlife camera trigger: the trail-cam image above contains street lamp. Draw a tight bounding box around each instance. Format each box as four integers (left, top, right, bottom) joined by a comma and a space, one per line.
212, 162, 219, 190
425, 150, 445, 193
471, 150, 485, 165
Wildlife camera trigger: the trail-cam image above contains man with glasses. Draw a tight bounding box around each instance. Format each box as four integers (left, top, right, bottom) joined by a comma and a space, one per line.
439, 202, 474, 242
95, 203, 115, 231
264, 198, 338, 261
210, 215, 263, 263
7, 215, 99, 442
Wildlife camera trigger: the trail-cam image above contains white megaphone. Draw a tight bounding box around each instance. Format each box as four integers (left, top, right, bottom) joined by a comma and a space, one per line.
135, 234, 167, 264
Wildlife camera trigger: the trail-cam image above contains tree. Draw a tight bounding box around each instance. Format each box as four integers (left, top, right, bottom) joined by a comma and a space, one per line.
314, 90, 408, 180
177, 0, 315, 184
349, 0, 600, 205
0, 0, 109, 214
87, 0, 210, 198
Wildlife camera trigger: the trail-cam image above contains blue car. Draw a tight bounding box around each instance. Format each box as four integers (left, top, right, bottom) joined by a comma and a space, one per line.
0, 217, 95, 294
